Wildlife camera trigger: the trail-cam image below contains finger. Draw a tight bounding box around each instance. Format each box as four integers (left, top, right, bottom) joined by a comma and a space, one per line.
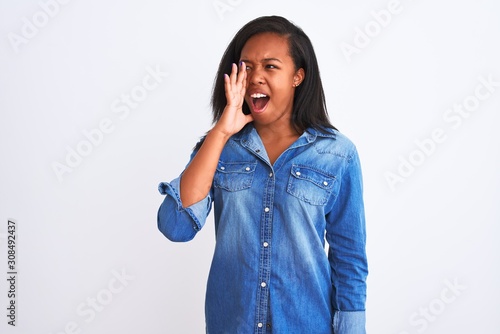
230, 63, 238, 86
237, 61, 247, 86
223, 73, 230, 98
240, 67, 247, 96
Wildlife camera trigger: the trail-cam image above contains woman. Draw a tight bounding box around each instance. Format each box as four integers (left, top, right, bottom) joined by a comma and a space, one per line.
157, 15, 368, 334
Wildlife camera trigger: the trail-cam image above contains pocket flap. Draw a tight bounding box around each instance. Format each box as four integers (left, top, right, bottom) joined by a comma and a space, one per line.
217, 161, 257, 174
290, 165, 335, 190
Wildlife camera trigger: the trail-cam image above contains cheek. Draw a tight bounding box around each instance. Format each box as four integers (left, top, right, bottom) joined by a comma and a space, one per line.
275, 75, 295, 91
272, 85, 294, 101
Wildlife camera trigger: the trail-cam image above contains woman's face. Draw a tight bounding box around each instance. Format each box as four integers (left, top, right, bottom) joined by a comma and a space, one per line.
239, 32, 304, 129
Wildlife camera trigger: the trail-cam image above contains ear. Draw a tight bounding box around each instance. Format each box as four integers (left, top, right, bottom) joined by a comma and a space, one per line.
293, 68, 305, 88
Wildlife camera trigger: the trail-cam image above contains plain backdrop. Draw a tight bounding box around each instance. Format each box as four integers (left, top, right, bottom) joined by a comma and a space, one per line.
1, 0, 499, 333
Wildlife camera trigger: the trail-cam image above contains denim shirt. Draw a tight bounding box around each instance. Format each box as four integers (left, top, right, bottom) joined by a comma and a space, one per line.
157, 124, 368, 334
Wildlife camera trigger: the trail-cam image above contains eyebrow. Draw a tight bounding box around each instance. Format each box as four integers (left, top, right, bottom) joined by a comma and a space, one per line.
240, 57, 283, 64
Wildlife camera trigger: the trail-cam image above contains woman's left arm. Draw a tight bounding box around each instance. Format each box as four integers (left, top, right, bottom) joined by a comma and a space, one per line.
325, 146, 368, 334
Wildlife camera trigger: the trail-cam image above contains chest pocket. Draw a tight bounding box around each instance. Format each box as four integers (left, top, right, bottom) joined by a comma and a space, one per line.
214, 161, 257, 192
287, 164, 336, 205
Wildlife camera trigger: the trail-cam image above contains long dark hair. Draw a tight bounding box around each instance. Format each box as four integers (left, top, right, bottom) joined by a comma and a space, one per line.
211, 15, 336, 133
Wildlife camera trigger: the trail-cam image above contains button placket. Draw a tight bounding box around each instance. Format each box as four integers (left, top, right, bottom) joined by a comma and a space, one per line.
255, 167, 274, 333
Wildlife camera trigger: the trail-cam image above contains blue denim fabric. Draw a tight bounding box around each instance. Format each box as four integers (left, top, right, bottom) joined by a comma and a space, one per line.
158, 124, 368, 334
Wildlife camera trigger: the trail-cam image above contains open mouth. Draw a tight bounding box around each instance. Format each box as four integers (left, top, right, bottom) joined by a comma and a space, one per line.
250, 93, 270, 113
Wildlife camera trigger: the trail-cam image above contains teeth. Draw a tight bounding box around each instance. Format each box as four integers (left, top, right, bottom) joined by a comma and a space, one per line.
251, 93, 267, 98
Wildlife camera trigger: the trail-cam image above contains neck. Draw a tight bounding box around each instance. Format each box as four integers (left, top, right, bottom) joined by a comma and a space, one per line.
254, 121, 303, 165
254, 120, 302, 142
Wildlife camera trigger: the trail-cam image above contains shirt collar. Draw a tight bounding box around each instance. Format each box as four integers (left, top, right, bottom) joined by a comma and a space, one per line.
230, 124, 337, 164
304, 127, 337, 142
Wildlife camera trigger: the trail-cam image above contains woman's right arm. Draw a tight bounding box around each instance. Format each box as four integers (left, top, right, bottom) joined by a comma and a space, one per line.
157, 62, 252, 241
180, 61, 253, 207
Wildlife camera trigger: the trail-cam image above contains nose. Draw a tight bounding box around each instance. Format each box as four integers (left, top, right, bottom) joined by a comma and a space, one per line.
248, 67, 265, 86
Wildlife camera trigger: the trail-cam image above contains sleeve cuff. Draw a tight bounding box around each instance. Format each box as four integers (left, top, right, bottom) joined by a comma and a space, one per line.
333, 311, 366, 334
158, 177, 211, 231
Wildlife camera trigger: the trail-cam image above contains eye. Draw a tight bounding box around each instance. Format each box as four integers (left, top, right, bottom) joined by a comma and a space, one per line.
245, 65, 252, 70
266, 64, 278, 69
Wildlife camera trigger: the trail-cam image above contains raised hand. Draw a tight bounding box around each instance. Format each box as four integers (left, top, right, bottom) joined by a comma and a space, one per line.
214, 62, 253, 136
179, 62, 253, 207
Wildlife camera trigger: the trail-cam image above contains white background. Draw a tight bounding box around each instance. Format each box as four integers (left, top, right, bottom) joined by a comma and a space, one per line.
1, 0, 499, 333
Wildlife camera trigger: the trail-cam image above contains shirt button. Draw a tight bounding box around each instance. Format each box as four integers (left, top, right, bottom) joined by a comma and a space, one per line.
323, 181, 328, 186
295, 171, 301, 176
220, 166, 225, 170
245, 167, 250, 171
263, 242, 269, 247
264, 207, 270, 213
257, 323, 263, 328
269, 172, 273, 177
261, 282, 267, 288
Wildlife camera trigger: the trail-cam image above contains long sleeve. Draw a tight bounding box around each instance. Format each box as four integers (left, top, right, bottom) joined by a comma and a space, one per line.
325, 146, 368, 334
